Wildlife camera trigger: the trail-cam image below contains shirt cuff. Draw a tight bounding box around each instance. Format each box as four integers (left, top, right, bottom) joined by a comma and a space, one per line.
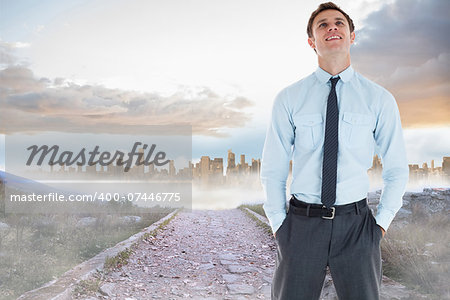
374, 208, 396, 232
267, 212, 287, 234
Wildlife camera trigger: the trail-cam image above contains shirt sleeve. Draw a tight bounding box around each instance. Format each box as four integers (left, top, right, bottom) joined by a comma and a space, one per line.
260, 88, 295, 234
373, 89, 409, 231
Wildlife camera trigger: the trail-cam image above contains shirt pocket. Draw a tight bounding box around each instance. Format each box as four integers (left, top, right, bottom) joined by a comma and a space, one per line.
294, 113, 324, 151
341, 112, 373, 148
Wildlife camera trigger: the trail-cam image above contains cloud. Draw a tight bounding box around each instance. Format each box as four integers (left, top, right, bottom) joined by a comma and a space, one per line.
0, 46, 255, 137
403, 127, 450, 165
351, 0, 450, 127
0, 40, 30, 67
224, 96, 254, 110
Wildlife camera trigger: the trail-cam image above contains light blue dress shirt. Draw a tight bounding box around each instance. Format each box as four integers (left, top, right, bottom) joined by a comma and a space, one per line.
260, 65, 409, 235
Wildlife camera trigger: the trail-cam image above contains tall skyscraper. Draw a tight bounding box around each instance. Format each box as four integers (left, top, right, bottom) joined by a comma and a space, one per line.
169, 160, 176, 177
211, 158, 224, 175
200, 156, 211, 184
443, 157, 450, 176
227, 149, 236, 175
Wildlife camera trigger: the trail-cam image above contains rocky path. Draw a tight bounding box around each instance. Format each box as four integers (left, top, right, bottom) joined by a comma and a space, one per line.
78, 208, 421, 300
87, 209, 275, 299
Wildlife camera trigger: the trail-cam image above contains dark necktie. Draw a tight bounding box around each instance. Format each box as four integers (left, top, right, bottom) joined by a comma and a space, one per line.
321, 76, 340, 208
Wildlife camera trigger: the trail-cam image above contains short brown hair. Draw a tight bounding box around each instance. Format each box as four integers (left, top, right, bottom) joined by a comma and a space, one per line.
307, 2, 355, 39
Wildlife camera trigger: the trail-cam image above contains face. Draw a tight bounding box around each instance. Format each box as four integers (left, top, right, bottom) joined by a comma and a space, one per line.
308, 9, 355, 57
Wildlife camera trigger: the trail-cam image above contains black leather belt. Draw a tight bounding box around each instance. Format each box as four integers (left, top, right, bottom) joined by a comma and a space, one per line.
289, 195, 368, 219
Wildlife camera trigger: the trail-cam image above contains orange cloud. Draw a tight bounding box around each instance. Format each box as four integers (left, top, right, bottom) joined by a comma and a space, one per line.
351, 0, 450, 128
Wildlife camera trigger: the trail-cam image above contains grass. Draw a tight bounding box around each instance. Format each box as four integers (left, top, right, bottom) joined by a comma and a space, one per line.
0, 205, 175, 300
239, 203, 267, 219
72, 271, 103, 298
242, 202, 450, 299
238, 204, 272, 235
104, 247, 135, 271
380, 203, 450, 299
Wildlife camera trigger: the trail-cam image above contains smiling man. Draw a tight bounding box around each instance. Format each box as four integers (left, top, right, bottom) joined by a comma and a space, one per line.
260, 2, 409, 300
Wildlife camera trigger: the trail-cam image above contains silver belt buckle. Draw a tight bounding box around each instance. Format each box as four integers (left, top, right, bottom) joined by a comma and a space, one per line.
322, 206, 335, 219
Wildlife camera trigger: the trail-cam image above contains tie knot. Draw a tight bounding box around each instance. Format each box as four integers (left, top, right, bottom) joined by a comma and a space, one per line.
330, 76, 340, 87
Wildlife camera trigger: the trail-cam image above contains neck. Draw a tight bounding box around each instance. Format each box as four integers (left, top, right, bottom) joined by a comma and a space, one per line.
317, 53, 351, 76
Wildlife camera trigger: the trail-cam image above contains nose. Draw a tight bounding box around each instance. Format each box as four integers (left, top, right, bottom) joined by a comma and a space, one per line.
328, 25, 338, 31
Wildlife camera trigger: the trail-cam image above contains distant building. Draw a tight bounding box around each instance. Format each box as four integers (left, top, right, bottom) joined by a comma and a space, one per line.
227, 149, 236, 176
443, 157, 450, 176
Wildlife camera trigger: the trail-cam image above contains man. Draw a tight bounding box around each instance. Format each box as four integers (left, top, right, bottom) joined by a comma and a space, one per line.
260, 2, 409, 300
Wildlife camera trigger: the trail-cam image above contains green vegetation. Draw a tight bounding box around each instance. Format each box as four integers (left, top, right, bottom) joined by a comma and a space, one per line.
238, 204, 272, 235
239, 203, 267, 218
381, 203, 449, 299
0, 201, 175, 300
104, 247, 135, 271
72, 271, 103, 297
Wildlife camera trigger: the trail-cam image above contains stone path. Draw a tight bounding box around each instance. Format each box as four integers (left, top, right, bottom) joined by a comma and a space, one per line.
77, 208, 422, 300
83, 209, 275, 299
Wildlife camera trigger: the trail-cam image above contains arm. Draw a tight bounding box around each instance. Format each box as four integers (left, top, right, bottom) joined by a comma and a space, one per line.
373, 89, 409, 233
260, 88, 295, 235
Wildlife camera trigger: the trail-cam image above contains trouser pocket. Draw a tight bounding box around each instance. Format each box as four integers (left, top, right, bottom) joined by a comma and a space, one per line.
369, 209, 383, 242
275, 212, 290, 244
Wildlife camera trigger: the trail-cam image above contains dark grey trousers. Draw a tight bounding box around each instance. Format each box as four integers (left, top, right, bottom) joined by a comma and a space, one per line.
272, 198, 383, 300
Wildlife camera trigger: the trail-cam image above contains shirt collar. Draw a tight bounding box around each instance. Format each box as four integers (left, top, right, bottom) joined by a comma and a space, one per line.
314, 65, 354, 84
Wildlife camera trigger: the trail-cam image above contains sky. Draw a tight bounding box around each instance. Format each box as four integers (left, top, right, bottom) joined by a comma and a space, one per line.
0, 0, 449, 170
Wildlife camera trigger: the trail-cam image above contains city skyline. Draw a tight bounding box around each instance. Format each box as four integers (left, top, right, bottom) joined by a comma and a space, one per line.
26, 148, 450, 187
190, 150, 449, 169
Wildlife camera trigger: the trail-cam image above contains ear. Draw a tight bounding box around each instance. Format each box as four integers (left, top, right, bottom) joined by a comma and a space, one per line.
350, 31, 355, 45
308, 37, 315, 49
